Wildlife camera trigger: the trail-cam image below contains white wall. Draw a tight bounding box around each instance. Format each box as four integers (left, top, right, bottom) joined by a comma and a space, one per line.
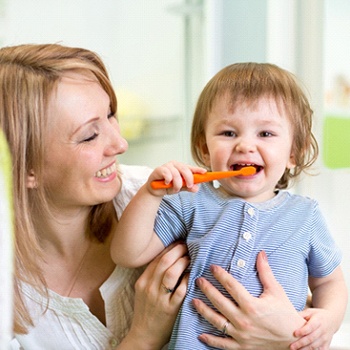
321, 0, 350, 324
1, 0, 186, 167
2, 0, 183, 117
267, 0, 350, 326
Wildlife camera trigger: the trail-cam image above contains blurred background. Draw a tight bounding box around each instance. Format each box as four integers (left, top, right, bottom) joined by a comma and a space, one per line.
0, 0, 349, 346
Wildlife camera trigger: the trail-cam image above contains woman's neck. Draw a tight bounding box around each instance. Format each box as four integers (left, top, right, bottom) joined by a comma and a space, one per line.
35, 204, 92, 257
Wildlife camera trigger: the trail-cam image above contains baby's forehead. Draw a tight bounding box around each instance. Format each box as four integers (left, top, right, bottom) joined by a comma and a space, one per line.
214, 92, 287, 111
208, 94, 295, 130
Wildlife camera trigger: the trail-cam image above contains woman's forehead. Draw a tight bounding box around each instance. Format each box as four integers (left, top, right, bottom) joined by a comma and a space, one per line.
60, 69, 98, 84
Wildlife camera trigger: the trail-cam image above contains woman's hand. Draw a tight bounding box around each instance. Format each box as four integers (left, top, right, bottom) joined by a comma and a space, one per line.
119, 242, 189, 350
193, 251, 306, 350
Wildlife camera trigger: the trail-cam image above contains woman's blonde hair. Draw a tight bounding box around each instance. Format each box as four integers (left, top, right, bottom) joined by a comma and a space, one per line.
0, 43, 117, 333
191, 62, 319, 189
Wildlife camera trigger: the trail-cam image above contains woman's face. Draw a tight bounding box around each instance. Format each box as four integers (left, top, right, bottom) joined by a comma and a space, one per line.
43, 70, 128, 211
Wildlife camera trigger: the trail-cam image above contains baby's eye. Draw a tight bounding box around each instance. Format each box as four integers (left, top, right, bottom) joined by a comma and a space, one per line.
260, 131, 273, 137
222, 131, 236, 137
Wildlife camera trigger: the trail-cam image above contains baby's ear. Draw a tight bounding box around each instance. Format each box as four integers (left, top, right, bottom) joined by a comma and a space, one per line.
26, 170, 38, 189
287, 152, 296, 169
199, 142, 211, 167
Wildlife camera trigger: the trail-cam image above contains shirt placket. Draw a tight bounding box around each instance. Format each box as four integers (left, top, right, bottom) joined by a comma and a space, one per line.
228, 203, 258, 279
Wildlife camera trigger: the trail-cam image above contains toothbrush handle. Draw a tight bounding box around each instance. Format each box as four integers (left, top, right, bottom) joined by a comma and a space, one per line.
150, 167, 256, 190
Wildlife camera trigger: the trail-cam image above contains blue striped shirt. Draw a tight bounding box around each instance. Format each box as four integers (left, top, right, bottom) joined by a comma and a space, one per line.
154, 183, 342, 350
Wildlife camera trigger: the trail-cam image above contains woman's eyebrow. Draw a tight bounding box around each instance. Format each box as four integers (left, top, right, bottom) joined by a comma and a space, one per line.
72, 116, 100, 135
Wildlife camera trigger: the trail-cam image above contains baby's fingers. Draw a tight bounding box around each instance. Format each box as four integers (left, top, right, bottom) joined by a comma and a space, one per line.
162, 162, 206, 192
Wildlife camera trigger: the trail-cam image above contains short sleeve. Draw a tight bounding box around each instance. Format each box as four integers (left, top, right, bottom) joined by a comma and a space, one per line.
308, 202, 342, 278
154, 194, 190, 247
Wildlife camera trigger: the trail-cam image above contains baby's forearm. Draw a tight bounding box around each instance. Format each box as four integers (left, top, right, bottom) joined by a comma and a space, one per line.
111, 184, 163, 267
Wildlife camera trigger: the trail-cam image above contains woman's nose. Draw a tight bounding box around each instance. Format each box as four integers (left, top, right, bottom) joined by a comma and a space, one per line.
106, 126, 129, 156
114, 134, 128, 155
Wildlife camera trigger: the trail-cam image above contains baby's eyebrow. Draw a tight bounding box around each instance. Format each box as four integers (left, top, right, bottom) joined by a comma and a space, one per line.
258, 119, 283, 128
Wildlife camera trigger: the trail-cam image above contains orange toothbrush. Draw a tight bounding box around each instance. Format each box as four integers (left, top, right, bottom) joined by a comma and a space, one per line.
151, 166, 256, 189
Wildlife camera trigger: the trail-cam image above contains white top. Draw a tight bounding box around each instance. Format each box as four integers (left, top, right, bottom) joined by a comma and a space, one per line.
11, 165, 151, 350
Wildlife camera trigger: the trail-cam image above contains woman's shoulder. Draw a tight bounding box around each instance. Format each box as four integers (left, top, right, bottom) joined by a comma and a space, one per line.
113, 164, 153, 219
119, 164, 153, 184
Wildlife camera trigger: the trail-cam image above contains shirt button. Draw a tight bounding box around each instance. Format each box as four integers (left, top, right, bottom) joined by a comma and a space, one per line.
247, 207, 255, 217
237, 259, 246, 268
243, 231, 252, 241
110, 338, 118, 348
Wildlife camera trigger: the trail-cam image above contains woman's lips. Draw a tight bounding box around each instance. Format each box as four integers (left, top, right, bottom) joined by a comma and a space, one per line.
95, 162, 117, 178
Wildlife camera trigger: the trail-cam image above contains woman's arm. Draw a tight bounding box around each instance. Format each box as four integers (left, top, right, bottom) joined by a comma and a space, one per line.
118, 242, 190, 350
192, 251, 306, 350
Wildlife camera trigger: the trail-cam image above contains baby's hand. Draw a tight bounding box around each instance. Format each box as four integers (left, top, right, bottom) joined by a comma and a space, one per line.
147, 161, 206, 195
290, 308, 334, 350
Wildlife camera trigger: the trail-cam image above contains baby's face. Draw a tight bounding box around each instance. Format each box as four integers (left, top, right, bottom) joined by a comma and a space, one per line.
201, 95, 295, 202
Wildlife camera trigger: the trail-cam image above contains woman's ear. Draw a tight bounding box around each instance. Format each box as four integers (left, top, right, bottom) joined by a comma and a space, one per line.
26, 170, 38, 189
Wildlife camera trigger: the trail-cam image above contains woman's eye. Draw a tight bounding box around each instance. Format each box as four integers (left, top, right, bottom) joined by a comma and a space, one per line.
82, 132, 99, 142
108, 112, 119, 126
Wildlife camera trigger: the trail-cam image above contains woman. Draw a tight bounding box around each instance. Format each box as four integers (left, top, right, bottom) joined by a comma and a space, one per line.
0, 43, 306, 349
1, 43, 189, 349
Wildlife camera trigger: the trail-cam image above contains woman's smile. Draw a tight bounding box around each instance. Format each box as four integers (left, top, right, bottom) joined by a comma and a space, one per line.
94, 161, 117, 179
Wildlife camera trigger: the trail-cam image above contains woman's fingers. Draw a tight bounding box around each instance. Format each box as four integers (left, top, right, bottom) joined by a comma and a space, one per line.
195, 272, 241, 321
255, 251, 286, 297
192, 298, 237, 338
131, 241, 189, 347
138, 242, 189, 302
192, 297, 225, 331
158, 245, 189, 292
161, 256, 189, 290
130, 245, 187, 349
208, 264, 255, 311
198, 333, 239, 350
192, 298, 240, 349
194, 252, 306, 349
143, 241, 187, 276
207, 251, 288, 311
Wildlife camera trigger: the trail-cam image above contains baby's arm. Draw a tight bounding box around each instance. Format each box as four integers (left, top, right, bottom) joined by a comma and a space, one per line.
290, 266, 348, 350
111, 161, 206, 268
